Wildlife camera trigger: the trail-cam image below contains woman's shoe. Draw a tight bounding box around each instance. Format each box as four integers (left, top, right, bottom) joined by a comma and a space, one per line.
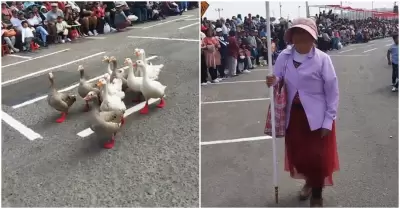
310, 197, 323, 207
299, 184, 312, 200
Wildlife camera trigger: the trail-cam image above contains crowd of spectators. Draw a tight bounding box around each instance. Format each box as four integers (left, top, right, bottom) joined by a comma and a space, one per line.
2, 1, 198, 54
200, 10, 398, 85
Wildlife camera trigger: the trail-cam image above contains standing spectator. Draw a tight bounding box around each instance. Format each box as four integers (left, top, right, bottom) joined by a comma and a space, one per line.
227, 30, 239, 77
387, 33, 399, 92
202, 28, 221, 83
216, 27, 228, 79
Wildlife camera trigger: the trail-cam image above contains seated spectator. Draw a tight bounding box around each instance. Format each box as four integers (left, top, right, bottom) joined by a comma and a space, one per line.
103, 1, 116, 28
2, 3, 12, 23
78, 2, 98, 36
10, 10, 24, 32
113, 4, 130, 31
8, 2, 17, 12
46, 3, 64, 42
21, 20, 43, 51
1, 22, 19, 53
55, 16, 71, 43
15, 2, 24, 12
162, 2, 183, 16
27, 11, 48, 46
92, 2, 105, 34
31, 5, 46, 23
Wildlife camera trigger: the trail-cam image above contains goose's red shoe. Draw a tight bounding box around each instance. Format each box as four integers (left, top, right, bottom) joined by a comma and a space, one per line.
103, 138, 115, 149
56, 112, 67, 123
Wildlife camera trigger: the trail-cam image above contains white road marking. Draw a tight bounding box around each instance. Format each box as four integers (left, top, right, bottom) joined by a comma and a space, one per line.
1, 111, 42, 141
363, 48, 377, 53
178, 22, 199, 30
330, 55, 368, 57
210, 80, 265, 85
202, 97, 270, 104
363, 44, 375, 47
142, 15, 193, 29
201, 135, 272, 146
85, 36, 106, 40
77, 98, 161, 137
386, 43, 393, 46
7, 54, 32, 59
127, 36, 199, 42
2, 48, 71, 68
2, 52, 106, 86
251, 68, 268, 72
183, 18, 199, 21
339, 48, 355, 54
12, 56, 158, 109
126, 26, 144, 29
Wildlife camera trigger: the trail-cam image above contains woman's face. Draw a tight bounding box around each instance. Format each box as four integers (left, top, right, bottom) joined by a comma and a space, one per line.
2, 4, 6, 9
32, 6, 38, 12
291, 27, 314, 52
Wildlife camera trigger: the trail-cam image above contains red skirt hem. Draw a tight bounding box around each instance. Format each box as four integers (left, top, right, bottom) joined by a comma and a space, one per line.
284, 103, 340, 187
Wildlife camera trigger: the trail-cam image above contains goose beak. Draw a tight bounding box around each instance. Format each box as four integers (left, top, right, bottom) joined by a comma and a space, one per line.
83, 96, 90, 101
135, 52, 140, 57
96, 81, 103, 87
132, 63, 137, 67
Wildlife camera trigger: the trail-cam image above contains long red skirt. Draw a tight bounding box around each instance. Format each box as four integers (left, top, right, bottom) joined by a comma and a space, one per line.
284, 102, 340, 187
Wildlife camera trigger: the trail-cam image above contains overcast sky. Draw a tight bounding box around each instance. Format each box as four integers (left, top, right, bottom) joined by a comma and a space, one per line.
203, 1, 396, 20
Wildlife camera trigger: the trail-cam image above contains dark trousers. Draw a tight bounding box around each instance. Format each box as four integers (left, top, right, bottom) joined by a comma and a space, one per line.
392, 63, 399, 86
218, 57, 226, 77
208, 68, 218, 80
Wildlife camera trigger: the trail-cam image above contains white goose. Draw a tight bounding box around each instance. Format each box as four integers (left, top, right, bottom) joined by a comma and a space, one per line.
124, 58, 143, 102
134, 48, 163, 80
135, 60, 167, 114
98, 74, 127, 114
102, 56, 115, 75
97, 73, 125, 100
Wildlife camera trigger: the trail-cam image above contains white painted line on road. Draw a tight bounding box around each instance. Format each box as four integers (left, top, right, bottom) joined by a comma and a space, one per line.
1, 111, 42, 141
127, 26, 144, 29
386, 43, 393, 46
7, 54, 32, 59
330, 55, 368, 57
178, 22, 199, 30
183, 18, 199, 21
2, 48, 71, 68
363, 44, 375, 48
127, 36, 199, 42
142, 15, 193, 29
2, 51, 106, 86
85, 36, 107, 40
210, 80, 265, 85
339, 48, 355, 54
363, 48, 377, 53
202, 97, 270, 104
77, 98, 161, 137
201, 135, 272, 146
12, 56, 158, 109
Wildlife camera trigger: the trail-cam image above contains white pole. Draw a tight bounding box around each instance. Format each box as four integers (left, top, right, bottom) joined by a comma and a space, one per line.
265, 1, 278, 204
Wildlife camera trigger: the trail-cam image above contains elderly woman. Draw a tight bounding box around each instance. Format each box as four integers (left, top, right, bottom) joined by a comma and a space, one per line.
266, 17, 339, 207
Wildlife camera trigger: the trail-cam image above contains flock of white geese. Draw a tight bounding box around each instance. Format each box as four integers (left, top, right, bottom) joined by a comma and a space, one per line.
47, 48, 167, 149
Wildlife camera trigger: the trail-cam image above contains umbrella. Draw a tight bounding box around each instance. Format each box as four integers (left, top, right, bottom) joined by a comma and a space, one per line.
265, 1, 279, 204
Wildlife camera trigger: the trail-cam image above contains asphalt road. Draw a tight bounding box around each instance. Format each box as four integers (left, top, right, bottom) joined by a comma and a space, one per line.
200, 37, 398, 207
2, 9, 199, 207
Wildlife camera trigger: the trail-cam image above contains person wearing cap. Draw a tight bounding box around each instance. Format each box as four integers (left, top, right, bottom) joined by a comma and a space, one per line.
113, 3, 131, 31
216, 27, 228, 79
45, 3, 64, 41
266, 17, 339, 207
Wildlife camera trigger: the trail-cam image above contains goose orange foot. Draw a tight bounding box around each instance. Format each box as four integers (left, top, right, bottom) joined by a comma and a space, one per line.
157, 98, 165, 108
103, 138, 115, 149
56, 112, 67, 123
140, 102, 149, 114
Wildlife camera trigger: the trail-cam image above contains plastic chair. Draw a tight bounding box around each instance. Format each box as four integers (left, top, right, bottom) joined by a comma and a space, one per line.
2, 44, 10, 56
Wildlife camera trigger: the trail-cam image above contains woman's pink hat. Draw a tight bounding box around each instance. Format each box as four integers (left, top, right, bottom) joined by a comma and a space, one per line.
284, 17, 318, 42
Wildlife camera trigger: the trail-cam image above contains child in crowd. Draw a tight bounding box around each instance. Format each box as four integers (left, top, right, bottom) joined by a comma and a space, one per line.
387, 33, 399, 92
238, 43, 251, 74
21, 20, 43, 51
55, 16, 71, 43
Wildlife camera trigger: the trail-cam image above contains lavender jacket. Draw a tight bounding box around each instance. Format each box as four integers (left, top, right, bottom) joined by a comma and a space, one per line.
273, 47, 339, 131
